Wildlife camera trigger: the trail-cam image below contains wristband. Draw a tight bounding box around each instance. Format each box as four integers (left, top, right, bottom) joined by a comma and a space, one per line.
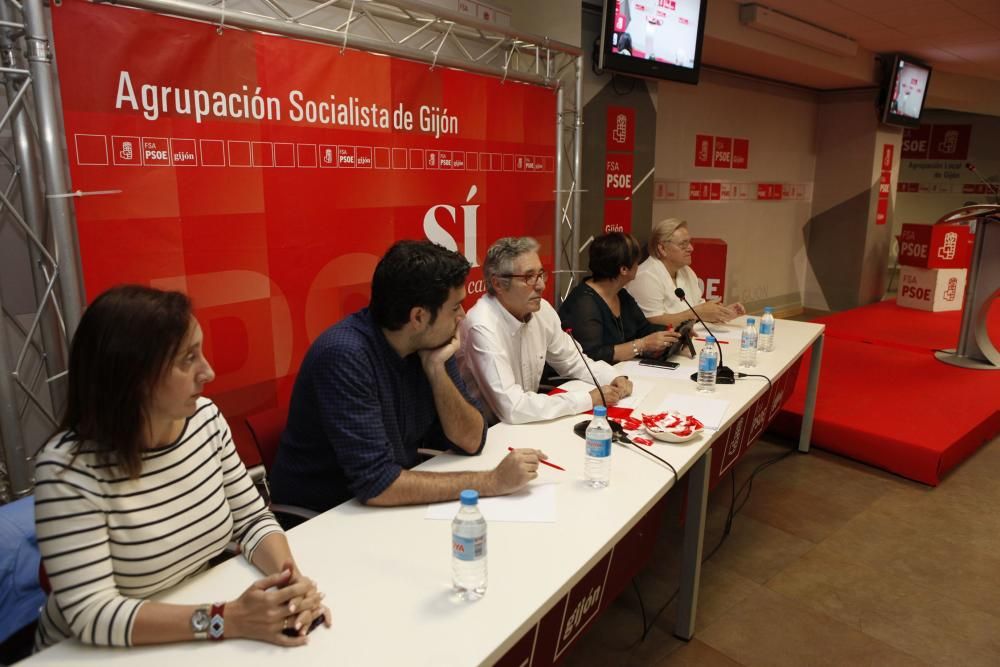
632, 340, 640, 357
208, 602, 225, 640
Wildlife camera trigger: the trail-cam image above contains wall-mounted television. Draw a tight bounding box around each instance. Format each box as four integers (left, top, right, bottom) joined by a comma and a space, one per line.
880, 54, 932, 128
598, 0, 708, 85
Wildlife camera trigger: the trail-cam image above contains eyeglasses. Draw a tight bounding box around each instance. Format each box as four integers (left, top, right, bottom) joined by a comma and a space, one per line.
667, 240, 693, 250
501, 269, 548, 287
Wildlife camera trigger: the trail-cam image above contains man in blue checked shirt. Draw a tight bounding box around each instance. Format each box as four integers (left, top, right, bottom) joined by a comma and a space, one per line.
270, 240, 547, 511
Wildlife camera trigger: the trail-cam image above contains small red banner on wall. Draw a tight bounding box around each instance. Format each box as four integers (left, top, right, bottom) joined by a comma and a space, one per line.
605, 153, 634, 197
695, 135, 749, 169
713, 137, 732, 168
603, 198, 632, 234
606, 106, 635, 152
927, 125, 971, 160
732, 138, 749, 169
694, 134, 713, 167
901, 124, 971, 160
875, 198, 888, 225
881, 144, 894, 171
756, 183, 783, 200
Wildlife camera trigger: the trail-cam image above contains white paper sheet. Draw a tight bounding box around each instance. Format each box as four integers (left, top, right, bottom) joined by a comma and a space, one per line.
613, 384, 651, 409
425, 482, 557, 523
656, 393, 730, 430
693, 322, 741, 345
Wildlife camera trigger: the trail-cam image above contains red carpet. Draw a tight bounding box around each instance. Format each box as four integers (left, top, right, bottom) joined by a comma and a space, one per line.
771, 300, 1000, 485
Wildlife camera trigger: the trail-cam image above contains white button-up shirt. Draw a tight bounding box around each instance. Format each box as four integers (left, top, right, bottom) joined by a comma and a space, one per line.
457, 294, 619, 425
626, 256, 704, 317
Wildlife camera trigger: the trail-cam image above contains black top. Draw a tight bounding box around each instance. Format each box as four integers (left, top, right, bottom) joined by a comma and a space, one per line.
558, 281, 664, 364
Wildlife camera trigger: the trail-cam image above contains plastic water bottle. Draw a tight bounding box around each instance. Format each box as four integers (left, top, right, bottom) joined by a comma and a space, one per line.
697, 336, 719, 392
759, 307, 775, 352
585, 406, 612, 488
452, 489, 487, 600
740, 317, 758, 369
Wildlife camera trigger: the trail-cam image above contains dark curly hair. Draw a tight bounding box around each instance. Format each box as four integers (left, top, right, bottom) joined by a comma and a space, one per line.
370, 240, 471, 330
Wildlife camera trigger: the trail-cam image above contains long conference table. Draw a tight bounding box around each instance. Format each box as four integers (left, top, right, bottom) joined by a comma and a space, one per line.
24, 317, 824, 666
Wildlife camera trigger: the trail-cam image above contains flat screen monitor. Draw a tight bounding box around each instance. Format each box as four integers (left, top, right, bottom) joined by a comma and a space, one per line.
598, 0, 708, 85
881, 54, 932, 128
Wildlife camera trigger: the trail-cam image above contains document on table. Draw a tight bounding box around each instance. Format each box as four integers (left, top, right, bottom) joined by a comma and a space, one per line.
425, 482, 557, 523
656, 393, 730, 430
693, 322, 741, 345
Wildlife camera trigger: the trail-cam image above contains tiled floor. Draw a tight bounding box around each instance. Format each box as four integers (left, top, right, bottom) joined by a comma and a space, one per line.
562, 433, 1000, 667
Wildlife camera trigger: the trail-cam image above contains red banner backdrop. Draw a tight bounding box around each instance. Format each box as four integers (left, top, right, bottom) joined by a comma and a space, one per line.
52, 0, 556, 455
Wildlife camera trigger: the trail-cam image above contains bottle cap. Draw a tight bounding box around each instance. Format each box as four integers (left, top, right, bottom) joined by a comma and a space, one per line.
706, 336, 717, 343
593, 405, 608, 417
747, 317, 756, 325
459, 489, 479, 505
764, 306, 773, 313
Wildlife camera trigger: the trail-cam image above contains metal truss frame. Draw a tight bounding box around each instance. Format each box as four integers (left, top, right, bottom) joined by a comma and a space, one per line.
0, 0, 85, 501
0, 0, 584, 499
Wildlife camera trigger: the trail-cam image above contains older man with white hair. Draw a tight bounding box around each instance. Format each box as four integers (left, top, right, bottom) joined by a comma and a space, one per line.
457, 237, 632, 425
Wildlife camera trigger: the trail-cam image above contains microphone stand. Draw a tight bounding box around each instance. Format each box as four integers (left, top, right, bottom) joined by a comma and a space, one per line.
564, 330, 628, 441
965, 163, 1000, 205
674, 288, 736, 385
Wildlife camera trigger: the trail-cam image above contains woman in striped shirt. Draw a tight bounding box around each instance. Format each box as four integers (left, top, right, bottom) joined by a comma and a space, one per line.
33, 285, 330, 650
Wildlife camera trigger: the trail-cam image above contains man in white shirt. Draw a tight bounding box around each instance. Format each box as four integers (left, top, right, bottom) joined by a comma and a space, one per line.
627, 217, 743, 327
458, 237, 633, 425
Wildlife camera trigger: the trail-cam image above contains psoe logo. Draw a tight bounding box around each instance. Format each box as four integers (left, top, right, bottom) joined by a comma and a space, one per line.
423, 184, 480, 267
613, 113, 628, 145
697, 137, 711, 163
944, 277, 958, 302
937, 231, 957, 261
937, 130, 959, 155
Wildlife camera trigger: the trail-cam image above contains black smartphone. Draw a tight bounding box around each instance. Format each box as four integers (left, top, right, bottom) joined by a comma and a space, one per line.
282, 613, 326, 637
638, 358, 679, 370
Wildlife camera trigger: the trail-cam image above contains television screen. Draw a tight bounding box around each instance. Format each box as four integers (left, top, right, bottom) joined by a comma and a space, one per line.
881, 55, 932, 128
599, 0, 708, 85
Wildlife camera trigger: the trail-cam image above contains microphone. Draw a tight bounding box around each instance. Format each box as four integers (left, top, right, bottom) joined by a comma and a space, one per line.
674, 287, 735, 385
565, 328, 606, 408
564, 328, 627, 441
965, 162, 1000, 204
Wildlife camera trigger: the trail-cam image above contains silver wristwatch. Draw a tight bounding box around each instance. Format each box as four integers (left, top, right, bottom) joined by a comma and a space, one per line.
191, 606, 210, 640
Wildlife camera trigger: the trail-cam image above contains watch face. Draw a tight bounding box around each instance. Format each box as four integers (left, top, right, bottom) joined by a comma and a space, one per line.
191, 608, 210, 633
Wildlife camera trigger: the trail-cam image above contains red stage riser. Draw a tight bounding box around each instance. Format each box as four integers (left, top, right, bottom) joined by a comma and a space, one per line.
772, 326, 1000, 485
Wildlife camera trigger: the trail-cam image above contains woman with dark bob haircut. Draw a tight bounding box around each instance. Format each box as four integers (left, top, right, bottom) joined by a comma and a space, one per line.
558, 233, 680, 363
33, 285, 329, 652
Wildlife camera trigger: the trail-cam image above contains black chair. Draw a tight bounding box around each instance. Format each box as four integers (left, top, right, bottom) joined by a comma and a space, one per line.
245, 407, 318, 530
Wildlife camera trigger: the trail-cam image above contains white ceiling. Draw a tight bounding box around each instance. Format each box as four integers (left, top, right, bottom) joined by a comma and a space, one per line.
723, 0, 1000, 83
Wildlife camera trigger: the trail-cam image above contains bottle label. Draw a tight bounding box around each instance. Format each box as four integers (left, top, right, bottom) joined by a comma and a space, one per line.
741, 332, 754, 348
452, 533, 486, 562
760, 321, 774, 335
586, 436, 611, 458
699, 355, 718, 373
